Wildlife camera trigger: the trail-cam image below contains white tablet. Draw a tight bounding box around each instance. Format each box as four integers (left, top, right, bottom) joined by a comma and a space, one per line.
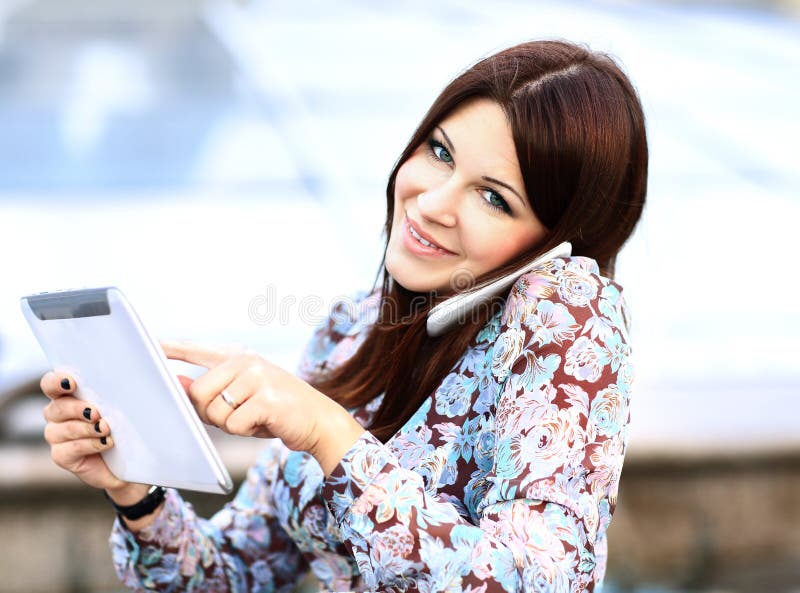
20, 286, 233, 494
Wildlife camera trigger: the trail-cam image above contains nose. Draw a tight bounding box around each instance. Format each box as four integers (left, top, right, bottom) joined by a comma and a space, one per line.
417, 184, 458, 227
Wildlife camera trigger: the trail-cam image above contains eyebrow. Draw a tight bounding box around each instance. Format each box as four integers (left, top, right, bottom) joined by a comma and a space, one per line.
436, 125, 528, 210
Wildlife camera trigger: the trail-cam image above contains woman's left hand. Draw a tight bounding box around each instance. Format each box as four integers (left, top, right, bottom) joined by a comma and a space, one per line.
160, 340, 365, 474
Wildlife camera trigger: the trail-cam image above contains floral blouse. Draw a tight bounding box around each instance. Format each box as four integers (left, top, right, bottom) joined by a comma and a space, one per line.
109, 256, 633, 593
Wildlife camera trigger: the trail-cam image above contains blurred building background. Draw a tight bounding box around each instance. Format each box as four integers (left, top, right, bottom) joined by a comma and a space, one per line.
0, 0, 798, 592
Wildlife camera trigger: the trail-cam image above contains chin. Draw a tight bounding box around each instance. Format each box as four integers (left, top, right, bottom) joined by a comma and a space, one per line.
387, 268, 435, 294
390, 274, 431, 294
385, 245, 452, 295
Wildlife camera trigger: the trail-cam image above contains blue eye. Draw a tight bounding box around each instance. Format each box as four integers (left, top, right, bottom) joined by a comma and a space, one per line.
479, 189, 512, 215
427, 139, 453, 164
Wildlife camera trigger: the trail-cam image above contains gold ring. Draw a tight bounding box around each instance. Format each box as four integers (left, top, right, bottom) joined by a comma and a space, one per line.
220, 389, 239, 410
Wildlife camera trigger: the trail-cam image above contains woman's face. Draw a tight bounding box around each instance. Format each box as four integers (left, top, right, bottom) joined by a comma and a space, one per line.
386, 98, 547, 295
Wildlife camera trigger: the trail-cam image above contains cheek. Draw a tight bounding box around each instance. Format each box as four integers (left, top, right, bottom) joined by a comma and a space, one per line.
393, 166, 417, 205
463, 220, 542, 270
394, 162, 413, 199
394, 155, 435, 201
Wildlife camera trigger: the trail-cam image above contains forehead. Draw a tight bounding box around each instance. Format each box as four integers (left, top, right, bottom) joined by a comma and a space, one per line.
438, 99, 520, 174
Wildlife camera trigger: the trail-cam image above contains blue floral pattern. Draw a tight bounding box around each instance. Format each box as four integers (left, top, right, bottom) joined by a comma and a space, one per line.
109, 256, 633, 592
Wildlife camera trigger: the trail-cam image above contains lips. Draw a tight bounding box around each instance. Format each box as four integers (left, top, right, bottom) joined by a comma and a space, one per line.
405, 216, 454, 254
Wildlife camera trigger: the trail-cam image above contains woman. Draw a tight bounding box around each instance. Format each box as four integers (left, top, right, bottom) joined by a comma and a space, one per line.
39, 40, 647, 592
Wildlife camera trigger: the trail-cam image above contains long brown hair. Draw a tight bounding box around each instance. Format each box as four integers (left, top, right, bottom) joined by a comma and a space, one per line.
311, 40, 648, 442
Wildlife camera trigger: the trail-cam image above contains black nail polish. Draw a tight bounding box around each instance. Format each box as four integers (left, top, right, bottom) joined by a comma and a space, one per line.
94, 421, 101, 433
61, 378, 71, 390
100, 436, 107, 445
83, 408, 92, 420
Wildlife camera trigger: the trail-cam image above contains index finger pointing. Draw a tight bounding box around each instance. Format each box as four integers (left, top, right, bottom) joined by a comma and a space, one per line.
160, 340, 228, 368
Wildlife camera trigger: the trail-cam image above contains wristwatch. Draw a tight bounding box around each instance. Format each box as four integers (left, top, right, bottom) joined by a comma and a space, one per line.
104, 485, 167, 520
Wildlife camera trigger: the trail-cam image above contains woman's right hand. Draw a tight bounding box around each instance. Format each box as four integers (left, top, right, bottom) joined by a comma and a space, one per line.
40, 371, 129, 492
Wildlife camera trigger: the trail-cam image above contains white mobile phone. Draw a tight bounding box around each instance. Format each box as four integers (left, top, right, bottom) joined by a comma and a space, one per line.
426, 241, 572, 337
20, 287, 233, 494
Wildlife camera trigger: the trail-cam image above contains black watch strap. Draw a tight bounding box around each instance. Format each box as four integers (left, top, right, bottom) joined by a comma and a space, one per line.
104, 486, 167, 520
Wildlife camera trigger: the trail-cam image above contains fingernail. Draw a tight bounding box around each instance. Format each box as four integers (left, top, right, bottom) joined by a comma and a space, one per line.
83, 408, 92, 420
94, 421, 101, 433
100, 436, 107, 445
61, 378, 71, 390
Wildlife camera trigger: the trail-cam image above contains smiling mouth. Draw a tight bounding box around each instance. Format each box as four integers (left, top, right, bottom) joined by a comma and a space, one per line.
404, 216, 455, 253
408, 222, 438, 248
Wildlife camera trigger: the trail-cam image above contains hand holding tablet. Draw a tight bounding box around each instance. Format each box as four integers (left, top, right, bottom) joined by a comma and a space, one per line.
22, 287, 234, 494
22, 286, 366, 494
39, 370, 130, 493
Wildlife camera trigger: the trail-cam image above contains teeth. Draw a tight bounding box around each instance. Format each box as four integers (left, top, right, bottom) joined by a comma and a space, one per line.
408, 223, 436, 248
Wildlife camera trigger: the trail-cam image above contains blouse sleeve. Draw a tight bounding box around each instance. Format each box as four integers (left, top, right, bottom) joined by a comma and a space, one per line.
107, 287, 380, 592
321, 257, 633, 592
109, 440, 307, 592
